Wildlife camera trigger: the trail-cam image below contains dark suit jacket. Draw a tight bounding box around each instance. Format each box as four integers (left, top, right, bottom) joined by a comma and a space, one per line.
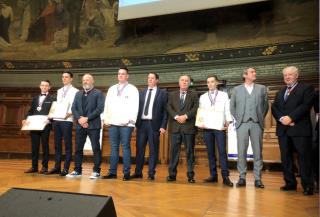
72, 88, 105, 130
136, 88, 168, 131
314, 90, 319, 131
27, 94, 54, 116
271, 83, 314, 137
167, 89, 199, 134
26, 94, 54, 131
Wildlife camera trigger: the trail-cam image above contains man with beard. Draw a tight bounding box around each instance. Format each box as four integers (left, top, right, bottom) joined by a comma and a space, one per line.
67, 73, 105, 179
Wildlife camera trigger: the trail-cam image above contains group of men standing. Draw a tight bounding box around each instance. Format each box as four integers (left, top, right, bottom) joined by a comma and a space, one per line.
22, 65, 317, 196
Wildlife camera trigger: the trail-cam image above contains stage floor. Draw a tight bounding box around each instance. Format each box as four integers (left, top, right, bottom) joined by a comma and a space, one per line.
0, 159, 318, 217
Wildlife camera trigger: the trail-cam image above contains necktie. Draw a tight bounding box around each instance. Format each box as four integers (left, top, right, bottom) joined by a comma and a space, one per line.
284, 86, 292, 102
40, 93, 46, 96
144, 89, 153, 116
180, 91, 186, 108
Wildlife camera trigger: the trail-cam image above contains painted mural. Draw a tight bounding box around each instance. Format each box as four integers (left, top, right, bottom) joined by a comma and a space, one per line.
0, 0, 318, 60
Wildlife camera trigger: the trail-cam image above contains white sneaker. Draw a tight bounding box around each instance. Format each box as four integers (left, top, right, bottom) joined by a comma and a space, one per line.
89, 172, 100, 179
66, 171, 82, 178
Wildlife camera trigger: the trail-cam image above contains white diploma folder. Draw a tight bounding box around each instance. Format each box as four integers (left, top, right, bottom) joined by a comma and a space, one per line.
48, 101, 69, 119
21, 115, 48, 131
195, 107, 225, 130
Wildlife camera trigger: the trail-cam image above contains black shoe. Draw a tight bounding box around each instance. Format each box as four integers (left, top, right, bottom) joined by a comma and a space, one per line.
236, 178, 246, 187
167, 176, 176, 182
60, 169, 68, 176
303, 187, 314, 196
254, 180, 265, 189
223, 177, 234, 187
280, 185, 297, 191
102, 173, 117, 179
203, 176, 218, 183
188, 177, 195, 183
123, 174, 131, 181
39, 167, 48, 174
47, 168, 61, 175
130, 173, 143, 179
148, 175, 155, 180
24, 167, 38, 173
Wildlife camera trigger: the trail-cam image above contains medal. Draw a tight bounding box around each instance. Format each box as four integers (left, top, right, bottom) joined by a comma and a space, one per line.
37, 106, 42, 111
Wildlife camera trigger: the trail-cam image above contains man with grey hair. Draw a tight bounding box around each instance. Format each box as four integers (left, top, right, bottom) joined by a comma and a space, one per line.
271, 66, 314, 195
166, 75, 199, 183
230, 67, 269, 188
67, 73, 105, 179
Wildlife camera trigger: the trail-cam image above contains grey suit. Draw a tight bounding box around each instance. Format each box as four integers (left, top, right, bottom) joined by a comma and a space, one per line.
230, 84, 268, 180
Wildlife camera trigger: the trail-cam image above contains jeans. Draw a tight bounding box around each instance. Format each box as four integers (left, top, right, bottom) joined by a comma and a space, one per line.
108, 125, 134, 175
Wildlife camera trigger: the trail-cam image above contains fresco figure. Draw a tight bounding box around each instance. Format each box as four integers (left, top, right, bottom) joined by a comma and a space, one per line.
64, 0, 84, 49
0, 2, 13, 44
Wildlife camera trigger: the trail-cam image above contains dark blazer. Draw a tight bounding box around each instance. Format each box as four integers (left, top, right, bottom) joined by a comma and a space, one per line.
26, 94, 53, 131
27, 94, 54, 117
72, 88, 105, 130
167, 89, 199, 134
136, 88, 168, 131
271, 83, 314, 137
314, 90, 319, 131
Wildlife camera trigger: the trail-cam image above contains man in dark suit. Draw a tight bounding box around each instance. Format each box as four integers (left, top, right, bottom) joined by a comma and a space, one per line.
23, 80, 53, 174
313, 90, 319, 193
130, 72, 168, 180
271, 66, 314, 195
66, 73, 105, 179
166, 75, 199, 183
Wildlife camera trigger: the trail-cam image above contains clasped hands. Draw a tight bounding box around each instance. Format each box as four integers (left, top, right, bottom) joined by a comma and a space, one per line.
280, 116, 295, 126
78, 116, 89, 128
176, 115, 187, 124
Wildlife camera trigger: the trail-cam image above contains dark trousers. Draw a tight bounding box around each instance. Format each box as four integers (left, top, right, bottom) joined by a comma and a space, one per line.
30, 125, 51, 169
278, 135, 313, 189
203, 129, 229, 177
53, 121, 73, 171
168, 132, 195, 178
74, 128, 101, 173
135, 120, 160, 176
314, 128, 319, 186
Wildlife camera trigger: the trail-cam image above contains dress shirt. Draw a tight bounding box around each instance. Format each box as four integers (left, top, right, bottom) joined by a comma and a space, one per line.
141, 87, 157, 120
245, 83, 254, 94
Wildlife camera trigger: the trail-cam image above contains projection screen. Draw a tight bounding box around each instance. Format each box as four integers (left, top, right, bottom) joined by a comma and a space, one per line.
118, 0, 269, 20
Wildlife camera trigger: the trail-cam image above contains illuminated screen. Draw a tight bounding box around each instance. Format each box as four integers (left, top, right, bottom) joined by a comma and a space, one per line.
118, 0, 268, 20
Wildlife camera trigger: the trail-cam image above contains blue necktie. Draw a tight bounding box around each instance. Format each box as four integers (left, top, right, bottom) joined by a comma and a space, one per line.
180, 92, 186, 108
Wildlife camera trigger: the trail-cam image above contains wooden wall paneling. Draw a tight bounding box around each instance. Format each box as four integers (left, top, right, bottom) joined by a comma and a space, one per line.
0, 76, 318, 166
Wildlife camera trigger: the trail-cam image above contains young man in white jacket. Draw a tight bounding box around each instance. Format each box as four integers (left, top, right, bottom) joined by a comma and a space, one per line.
103, 67, 139, 180
197, 75, 233, 187
47, 71, 78, 176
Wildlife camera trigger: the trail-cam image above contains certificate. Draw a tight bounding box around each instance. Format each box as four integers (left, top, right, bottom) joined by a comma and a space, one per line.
21, 115, 48, 131
195, 107, 225, 130
48, 101, 69, 119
